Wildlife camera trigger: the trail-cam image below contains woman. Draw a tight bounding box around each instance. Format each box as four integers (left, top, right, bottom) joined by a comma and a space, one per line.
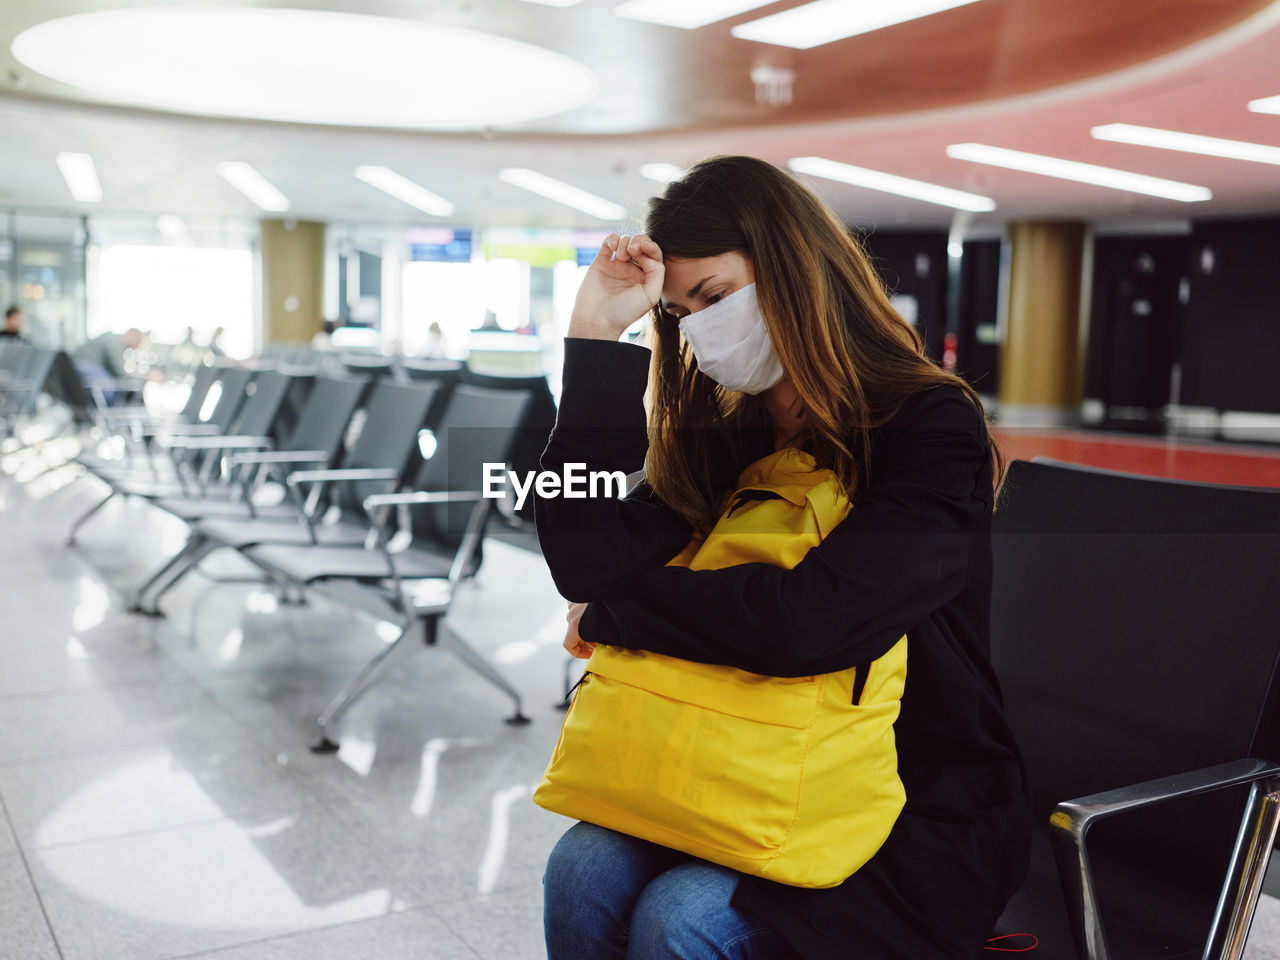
535, 156, 1031, 960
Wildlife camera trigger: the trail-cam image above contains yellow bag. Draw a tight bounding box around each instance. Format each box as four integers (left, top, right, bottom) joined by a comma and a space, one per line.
533, 448, 908, 889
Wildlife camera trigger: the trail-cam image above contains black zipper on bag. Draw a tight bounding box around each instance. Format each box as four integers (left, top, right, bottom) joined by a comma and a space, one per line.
727, 488, 786, 517
851, 664, 870, 705
564, 670, 590, 704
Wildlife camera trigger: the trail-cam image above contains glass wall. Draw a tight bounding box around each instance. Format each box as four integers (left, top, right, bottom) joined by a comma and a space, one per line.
0, 210, 256, 358
86, 216, 256, 359
87, 245, 254, 358
6, 212, 87, 350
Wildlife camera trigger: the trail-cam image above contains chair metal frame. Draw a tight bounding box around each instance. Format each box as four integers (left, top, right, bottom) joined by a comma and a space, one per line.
1050, 758, 1280, 960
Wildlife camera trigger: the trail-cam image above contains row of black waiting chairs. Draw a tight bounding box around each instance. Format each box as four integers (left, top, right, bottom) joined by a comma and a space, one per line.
64, 355, 541, 751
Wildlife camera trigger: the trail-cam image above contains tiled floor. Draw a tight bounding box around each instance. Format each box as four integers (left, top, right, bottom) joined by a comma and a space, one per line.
0, 463, 570, 960
2, 446, 1279, 959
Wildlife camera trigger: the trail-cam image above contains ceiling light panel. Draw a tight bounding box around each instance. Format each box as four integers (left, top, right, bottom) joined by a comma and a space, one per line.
355, 166, 455, 217
1247, 95, 1280, 114
945, 143, 1212, 202
639, 163, 685, 183
732, 0, 983, 49
614, 0, 779, 30
1091, 124, 1280, 165
11, 8, 597, 130
498, 169, 626, 221
55, 152, 102, 202
788, 156, 996, 212
515, 0, 586, 5
215, 161, 290, 212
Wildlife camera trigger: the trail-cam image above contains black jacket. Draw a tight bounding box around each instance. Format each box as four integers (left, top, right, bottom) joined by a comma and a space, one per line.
536, 337, 1031, 959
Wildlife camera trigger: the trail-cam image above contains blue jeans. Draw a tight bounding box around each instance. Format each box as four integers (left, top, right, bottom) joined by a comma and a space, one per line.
543, 821, 793, 960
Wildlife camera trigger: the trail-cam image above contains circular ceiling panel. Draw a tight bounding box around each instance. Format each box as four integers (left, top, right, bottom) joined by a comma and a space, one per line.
10, 6, 599, 130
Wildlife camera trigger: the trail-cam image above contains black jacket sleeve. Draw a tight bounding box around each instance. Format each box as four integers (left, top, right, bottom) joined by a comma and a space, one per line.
538, 338, 993, 679
534, 338, 692, 601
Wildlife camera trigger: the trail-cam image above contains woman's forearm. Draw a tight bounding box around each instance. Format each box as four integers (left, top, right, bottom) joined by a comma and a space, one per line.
535, 338, 692, 601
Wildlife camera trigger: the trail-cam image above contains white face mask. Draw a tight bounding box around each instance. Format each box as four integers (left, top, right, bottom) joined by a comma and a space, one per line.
677, 283, 784, 395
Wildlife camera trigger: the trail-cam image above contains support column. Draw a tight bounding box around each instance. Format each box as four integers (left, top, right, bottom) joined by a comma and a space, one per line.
260, 219, 325, 344
999, 221, 1087, 426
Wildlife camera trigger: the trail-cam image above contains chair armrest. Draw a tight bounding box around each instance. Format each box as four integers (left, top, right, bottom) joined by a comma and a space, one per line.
364, 496, 492, 617
149, 423, 223, 437
362, 490, 485, 510
159, 435, 273, 451
226, 449, 328, 466
1050, 758, 1280, 960
283, 468, 400, 542
1051, 759, 1280, 833
286, 467, 400, 486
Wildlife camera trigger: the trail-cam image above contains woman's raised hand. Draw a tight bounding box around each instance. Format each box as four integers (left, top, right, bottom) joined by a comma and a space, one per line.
567, 233, 664, 341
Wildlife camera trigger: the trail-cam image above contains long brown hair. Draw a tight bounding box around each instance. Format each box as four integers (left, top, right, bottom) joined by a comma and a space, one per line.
643, 155, 1005, 533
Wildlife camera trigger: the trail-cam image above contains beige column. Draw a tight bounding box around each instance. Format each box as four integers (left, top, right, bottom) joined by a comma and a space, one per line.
999, 221, 1086, 426
260, 219, 325, 344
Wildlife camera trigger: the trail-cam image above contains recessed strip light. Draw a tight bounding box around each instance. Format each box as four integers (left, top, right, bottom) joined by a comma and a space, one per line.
498, 168, 626, 220
732, 0, 983, 49
55, 152, 102, 202
1246, 95, 1280, 115
639, 163, 685, 183
215, 161, 290, 212
788, 156, 996, 212
944, 143, 1212, 202
155, 215, 191, 244
1091, 124, 1280, 166
515, 0, 585, 5
355, 166, 455, 216
615, 0, 778, 30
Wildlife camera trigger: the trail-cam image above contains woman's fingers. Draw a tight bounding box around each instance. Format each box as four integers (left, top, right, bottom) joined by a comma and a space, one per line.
627, 234, 661, 264
569, 231, 663, 338
611, 234, 634, 263
564, 601, 593, 658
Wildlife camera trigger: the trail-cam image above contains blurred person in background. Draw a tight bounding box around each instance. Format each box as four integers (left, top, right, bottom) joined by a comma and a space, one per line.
73, 328, 153, 404
311, 318, 338, 351
1, 305, 24, 339
421, 320, 447, 358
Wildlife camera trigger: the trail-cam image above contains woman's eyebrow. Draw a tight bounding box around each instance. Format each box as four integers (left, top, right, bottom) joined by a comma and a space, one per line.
686, 276, 715, 300
662, 275, 718, 314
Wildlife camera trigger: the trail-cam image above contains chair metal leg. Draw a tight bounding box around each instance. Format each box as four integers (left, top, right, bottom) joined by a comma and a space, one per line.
129, 535, 214, 614
311, 618, 419, 753
437, 620, 530, 726
66, 489, 116, 546
1204, 781, 1280, 960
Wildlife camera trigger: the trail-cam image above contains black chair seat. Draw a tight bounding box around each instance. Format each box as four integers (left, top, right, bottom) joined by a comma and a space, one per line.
150, 497, 300, 522
992, 823, 1219, 960
195, 516, 370, 550
243, 542, 456, 584
115, 478, 242, 500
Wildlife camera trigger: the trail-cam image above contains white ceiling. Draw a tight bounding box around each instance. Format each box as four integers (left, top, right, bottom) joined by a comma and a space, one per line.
2, 0, 1280, 234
